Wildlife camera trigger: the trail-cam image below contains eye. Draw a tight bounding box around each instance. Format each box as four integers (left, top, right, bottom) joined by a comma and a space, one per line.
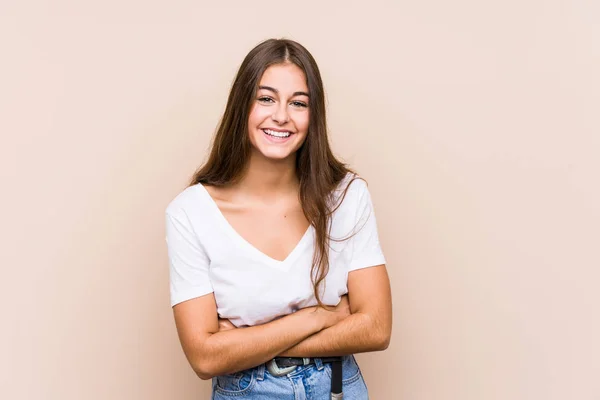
258, 96, 275, 103
291, 101, 308, 108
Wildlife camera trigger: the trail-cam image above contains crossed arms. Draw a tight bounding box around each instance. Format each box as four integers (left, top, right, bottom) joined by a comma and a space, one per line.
172, 264, 392, 380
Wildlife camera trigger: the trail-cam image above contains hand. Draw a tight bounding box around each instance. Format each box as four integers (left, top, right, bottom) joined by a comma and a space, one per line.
332, 294, 351, 322
218, 318, 236, 332
335, 295, 350, 318
314, 295, 351, 330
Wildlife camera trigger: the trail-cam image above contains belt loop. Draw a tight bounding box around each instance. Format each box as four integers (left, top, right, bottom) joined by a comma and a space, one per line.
314, 358, 324, 370
256, 363, 265, 381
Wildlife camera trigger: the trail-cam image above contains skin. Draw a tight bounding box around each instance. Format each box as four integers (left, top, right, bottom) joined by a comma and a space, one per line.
173, 63, 393, 380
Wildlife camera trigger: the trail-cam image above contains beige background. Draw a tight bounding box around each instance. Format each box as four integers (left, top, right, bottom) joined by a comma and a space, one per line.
1, 1, 599, 399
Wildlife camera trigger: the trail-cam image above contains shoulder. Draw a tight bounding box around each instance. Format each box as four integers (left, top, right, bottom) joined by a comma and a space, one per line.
165, 183, 206, 220
165, 183, 219, 242
332, 172, 370, 207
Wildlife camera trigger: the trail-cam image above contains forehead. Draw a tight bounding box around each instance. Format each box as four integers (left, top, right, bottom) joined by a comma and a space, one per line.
258, 63, 308, 92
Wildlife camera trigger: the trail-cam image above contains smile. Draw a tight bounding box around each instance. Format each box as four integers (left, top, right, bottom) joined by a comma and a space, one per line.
262, 129, 292, 138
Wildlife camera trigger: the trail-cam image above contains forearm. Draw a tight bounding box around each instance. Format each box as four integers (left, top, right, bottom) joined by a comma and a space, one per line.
191, 309, 321, 378
279, 312, 390, 357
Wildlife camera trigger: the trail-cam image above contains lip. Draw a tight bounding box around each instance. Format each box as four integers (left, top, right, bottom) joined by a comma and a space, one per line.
261, 128, 294, 143
261, 127, 294, 134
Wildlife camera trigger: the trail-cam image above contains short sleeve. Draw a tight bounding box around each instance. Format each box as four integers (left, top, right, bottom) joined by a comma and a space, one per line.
166, 211, 213, 307
347, 181, 387, 272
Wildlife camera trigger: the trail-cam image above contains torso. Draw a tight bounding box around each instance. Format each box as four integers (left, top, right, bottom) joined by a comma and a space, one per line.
203, 185, 310, 263
166, 172, 386, 327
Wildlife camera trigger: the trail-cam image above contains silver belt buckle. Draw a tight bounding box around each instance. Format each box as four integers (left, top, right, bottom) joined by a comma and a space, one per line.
266, 359, 297, 377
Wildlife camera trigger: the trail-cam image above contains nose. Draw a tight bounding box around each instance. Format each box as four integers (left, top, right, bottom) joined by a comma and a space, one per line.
271, 104, 289, 124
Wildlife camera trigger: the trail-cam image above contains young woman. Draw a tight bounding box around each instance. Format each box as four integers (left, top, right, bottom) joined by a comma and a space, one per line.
166, 38, 392, 399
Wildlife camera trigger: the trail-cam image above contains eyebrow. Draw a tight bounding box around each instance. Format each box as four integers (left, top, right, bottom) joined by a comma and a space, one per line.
258, 85, 309, 98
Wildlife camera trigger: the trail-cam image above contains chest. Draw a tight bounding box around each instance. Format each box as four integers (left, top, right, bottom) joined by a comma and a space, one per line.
214, 196, 310, 263
208, 239, 350, 327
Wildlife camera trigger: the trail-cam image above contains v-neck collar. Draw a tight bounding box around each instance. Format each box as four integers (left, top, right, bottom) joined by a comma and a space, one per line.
196, 183, 313, 269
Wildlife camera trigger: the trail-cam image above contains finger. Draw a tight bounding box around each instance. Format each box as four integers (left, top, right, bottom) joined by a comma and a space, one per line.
219, 319, 236, 330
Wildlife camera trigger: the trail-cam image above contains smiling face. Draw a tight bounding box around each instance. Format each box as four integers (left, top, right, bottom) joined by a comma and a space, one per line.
247, 63, 310, 162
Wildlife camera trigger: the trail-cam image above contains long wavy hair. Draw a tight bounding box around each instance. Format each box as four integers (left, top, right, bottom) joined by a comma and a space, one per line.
189, 38, 360, 306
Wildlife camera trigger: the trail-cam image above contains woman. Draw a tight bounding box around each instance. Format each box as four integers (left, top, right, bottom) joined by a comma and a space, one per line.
166, 38, 392, 399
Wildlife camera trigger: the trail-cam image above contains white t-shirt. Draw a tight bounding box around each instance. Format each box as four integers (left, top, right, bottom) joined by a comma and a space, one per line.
165, 173, 386, 327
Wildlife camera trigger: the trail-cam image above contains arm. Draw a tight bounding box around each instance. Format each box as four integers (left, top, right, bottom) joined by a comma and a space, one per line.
173, 292, 349, 380
166, 210, 349, 379
278, 264, 392, 357
217, 181, 392, 357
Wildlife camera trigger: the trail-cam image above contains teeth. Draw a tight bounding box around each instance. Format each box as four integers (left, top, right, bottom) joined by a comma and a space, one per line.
264, 129, 291, 138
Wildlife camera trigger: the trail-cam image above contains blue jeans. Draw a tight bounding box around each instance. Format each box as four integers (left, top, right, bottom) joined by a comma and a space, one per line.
211, 355, 369, 399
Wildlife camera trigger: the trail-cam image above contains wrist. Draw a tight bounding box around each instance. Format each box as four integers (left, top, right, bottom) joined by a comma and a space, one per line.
296, 306, 326, 332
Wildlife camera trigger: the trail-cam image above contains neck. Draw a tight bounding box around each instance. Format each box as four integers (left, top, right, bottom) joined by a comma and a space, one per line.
237, 152, 299, 200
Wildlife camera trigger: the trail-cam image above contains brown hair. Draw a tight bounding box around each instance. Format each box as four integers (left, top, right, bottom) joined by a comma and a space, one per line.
189, 38, 360, 306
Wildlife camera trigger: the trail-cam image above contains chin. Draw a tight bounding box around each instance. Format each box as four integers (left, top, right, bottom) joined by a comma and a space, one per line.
254, 147, 296, 161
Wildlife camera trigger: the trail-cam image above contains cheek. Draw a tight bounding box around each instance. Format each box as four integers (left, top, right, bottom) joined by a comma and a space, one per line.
296, 117, 310, 144
248, 105, 265, 126
297, 112, 310, 133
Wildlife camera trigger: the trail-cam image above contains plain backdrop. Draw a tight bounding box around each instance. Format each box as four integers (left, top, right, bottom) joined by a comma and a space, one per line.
1, 1, 599, 399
